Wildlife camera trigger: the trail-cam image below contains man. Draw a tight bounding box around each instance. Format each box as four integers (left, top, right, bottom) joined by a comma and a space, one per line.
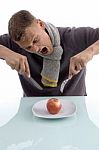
0, 10, 99, 96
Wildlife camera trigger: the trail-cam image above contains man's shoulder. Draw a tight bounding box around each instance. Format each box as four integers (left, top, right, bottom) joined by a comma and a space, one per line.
0, 34, 11, 43
0, 34, 19, 50
57, 27, 72, 34
0, 34, 11, 46
57, 26, 98, 34
57, 26, 99, 41
0, 33, 10, 39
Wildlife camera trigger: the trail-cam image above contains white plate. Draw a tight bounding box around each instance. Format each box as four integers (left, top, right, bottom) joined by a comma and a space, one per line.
32, 99, 76, 119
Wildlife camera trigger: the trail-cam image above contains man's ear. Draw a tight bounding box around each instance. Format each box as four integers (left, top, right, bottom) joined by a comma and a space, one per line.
36, 19, 45, 29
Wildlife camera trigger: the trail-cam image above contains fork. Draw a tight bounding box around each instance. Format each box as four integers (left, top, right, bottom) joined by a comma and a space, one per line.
60, 78, 70, 93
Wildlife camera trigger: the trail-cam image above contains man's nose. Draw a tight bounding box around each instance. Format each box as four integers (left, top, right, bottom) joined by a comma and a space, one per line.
31, 45, 39, 53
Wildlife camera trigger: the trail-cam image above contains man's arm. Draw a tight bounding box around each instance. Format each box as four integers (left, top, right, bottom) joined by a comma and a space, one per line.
69, 40, 99, 78
90, 40, 99, 55
0, 44, 30, 77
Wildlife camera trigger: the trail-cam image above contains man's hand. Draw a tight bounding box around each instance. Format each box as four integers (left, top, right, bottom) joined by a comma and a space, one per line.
5, 51, 30, 77
68, 47, 93, 78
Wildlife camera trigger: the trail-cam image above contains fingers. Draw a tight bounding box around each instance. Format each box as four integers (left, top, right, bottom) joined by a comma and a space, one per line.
19, 57, 30, 77
24, 58, 30, 77
11, 63, 20, 71
18, 59, 26, 75
68, 49, 91, 78
6, 55, 30, 77
68, 58, 85, 78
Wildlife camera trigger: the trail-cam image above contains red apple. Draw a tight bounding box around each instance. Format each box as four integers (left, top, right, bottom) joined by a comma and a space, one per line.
46, 98, 62, 114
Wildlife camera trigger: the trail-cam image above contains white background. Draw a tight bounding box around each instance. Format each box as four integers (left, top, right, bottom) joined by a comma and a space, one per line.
0, 0, 99, 99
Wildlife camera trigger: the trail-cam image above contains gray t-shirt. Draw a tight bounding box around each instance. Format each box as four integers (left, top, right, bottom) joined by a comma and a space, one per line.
0, 27, 99, 96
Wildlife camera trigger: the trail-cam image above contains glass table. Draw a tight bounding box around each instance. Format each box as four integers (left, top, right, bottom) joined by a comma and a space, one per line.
0, 96, 99, 150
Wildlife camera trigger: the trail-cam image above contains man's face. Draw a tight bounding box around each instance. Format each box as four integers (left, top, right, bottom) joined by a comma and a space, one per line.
16, 19, 54, 55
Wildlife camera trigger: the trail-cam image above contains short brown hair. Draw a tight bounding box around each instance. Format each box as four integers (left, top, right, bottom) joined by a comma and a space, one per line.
8, 10, 36, 41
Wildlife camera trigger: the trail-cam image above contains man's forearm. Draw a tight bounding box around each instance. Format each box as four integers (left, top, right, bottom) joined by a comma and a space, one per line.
68, 40, 99, 77
83, 40, 99, 61
90, 40, 99, 56
0, 44, 13, 60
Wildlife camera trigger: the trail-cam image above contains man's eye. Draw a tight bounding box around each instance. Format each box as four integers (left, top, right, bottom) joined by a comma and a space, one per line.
27, 46, 32, 50
33, 37, 39, 43
33, 40, 37, 43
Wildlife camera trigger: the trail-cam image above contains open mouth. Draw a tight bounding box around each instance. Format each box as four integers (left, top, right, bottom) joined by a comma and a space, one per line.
40, 47, 48, 55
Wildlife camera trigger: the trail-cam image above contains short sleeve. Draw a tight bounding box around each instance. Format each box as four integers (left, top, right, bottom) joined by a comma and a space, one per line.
72, 27, 99, 49
0, 34, 26, 55
0, 34, 12, 49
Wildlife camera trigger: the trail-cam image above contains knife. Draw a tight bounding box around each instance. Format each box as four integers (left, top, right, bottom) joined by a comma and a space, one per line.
23, 75, 43, 90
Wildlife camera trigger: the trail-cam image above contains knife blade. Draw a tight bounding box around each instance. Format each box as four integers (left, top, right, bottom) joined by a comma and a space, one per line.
23, 75, 43, 90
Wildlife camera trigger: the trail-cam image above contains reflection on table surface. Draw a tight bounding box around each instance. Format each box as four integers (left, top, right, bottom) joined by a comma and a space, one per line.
0, 96, 99, 150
